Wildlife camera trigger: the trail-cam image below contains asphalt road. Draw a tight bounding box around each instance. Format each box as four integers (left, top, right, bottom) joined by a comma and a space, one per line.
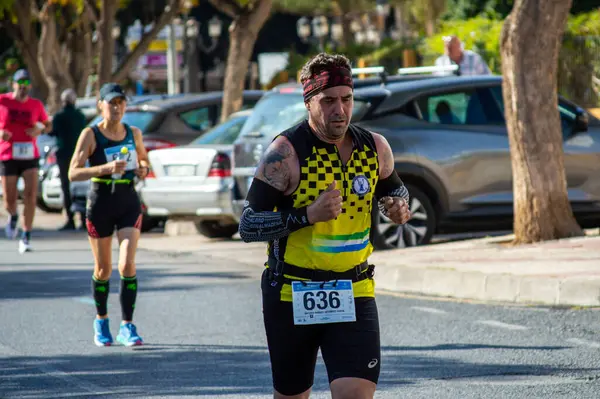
1, 220, 600, 398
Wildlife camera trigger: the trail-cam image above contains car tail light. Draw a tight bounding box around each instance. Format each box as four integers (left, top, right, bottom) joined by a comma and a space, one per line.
146, 167, 156, 178
46, 151, 57, 165
278, 87, 297, 93
143, 138, 177, 152
208, 153, 231, 177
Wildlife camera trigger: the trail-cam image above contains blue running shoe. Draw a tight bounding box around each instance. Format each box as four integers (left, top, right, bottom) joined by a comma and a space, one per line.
116, 322, 143, 346
93, 318, 113, 347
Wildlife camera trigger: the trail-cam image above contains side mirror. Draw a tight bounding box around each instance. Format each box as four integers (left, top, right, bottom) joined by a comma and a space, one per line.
574, 108, 589, 134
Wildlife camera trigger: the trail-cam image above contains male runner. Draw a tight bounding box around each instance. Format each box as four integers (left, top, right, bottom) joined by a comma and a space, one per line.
239, 53, 411, 398
0, 69, 51, 253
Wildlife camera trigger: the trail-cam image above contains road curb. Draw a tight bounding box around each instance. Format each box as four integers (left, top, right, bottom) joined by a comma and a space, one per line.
374, 264, 600, 307
163, 220, 198, 236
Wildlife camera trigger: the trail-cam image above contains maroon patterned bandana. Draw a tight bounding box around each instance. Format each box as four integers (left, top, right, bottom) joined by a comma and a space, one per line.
302, 67, 354, 102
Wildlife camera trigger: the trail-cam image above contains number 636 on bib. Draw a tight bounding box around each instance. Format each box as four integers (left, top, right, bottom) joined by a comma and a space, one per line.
291, 280, 356, 325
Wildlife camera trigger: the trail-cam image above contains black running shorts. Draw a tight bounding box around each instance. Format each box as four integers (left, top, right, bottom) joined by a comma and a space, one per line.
261, 268, 381, 396
86, 181, 142, 238
0, 159, 39, 176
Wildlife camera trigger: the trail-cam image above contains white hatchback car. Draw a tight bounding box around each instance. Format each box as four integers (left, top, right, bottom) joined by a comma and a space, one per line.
40, 162, 90, 211
140, 110, 251, 238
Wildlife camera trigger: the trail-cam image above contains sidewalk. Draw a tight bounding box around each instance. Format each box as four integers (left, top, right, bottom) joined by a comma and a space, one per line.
140, 225, 600, 307
370, 229, 600, 307
11, 210, 600, 306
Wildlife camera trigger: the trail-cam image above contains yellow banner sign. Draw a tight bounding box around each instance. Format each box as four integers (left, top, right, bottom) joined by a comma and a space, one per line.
128, 40, 183, 52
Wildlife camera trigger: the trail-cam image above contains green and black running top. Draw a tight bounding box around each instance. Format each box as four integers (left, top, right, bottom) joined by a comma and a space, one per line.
89, 123, 138, 182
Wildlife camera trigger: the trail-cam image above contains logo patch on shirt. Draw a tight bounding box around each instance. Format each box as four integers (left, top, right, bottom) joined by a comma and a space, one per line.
351, 175, 370, 196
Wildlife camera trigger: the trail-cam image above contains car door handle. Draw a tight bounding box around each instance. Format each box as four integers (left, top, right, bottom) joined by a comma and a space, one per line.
242, 131, 264, 138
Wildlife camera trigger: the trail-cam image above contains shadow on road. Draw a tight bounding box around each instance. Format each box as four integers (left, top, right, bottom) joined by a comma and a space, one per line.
0, 343, 593, 398
1, 226, 90, 241
0, 268, 252, 301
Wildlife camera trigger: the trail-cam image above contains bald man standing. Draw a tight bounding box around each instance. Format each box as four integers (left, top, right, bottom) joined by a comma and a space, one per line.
435, 35, 492, 76
49, 89, 87, 230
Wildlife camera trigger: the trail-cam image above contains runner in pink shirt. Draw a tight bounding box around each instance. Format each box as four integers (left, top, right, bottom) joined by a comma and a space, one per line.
0, 69, 51, 253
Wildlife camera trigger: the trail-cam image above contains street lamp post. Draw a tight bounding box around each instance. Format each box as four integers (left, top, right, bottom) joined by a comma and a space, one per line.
184, 18, 200, 93
166, 19, 182, 95
311, 16, 328, 52
197, 16, 223, 53
350, 16, 381, 46
111, 25, 121, 76
297, 16, 343, 52
296, 17, 311, 41
331, 18, 343, 45
196, 15, 223, 91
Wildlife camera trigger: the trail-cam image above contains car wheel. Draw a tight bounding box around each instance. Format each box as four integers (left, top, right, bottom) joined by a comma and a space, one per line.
195, 221, 239, 239
370, 185, 436, 250
36, 197, 61, 213
140, 213, 160, 233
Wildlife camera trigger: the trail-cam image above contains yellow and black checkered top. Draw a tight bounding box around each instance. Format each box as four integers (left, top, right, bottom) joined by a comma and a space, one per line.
269, 120, 380, 301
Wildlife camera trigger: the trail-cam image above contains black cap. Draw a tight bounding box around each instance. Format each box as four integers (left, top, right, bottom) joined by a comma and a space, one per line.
99, 83, 127, 102
13, 69, 30, 82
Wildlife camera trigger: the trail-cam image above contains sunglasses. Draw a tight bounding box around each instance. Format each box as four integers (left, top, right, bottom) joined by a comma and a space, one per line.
16, 79, 30, 86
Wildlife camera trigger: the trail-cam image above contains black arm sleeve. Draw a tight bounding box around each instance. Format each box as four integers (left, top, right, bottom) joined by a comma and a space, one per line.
238, 178, 311, 243
375, 170, 410, 216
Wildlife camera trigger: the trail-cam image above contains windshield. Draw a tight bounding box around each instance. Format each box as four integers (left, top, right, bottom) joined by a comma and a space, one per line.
88, 111, 157, 131
237, 92, 370, 141
191, 115, 249, 145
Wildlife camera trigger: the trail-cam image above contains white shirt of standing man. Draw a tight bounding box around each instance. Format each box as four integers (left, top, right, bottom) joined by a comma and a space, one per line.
434, 35, 492, 76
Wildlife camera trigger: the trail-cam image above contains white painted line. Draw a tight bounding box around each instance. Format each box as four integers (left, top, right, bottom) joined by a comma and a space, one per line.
475, 320, 528, 330
411, 306, 448, 315
567, 338, 600, 348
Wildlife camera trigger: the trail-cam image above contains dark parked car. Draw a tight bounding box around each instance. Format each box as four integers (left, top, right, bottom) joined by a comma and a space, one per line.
76, 94, 178, 125
87, 91, 264, 151
37, 94, 173, 165
231, 75, 600, 250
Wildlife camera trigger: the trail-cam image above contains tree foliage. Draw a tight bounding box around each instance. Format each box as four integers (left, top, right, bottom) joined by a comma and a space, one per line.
393, 0, 448, 36
208, 0, 273, 121
273, 0, 376, 15
0, 0, 186, 112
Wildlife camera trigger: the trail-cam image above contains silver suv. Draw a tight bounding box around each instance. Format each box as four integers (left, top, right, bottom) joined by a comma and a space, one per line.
231, 75, 600, 250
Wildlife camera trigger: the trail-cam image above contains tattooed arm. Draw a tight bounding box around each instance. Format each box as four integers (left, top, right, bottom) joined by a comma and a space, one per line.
239, 136, 311, 243
372, 133, 410, 222
256, 135, 294, 192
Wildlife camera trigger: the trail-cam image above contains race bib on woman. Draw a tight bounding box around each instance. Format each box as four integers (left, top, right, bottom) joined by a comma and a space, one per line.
104, 144, 138, 171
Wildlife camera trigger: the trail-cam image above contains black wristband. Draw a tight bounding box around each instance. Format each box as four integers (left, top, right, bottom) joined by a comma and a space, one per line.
280, 206, 311, 233
375, 170, 404, 200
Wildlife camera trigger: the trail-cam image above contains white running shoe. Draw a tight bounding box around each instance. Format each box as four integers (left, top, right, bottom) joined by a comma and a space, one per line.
18, 239, 32, 254
5, 223, 18, 240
